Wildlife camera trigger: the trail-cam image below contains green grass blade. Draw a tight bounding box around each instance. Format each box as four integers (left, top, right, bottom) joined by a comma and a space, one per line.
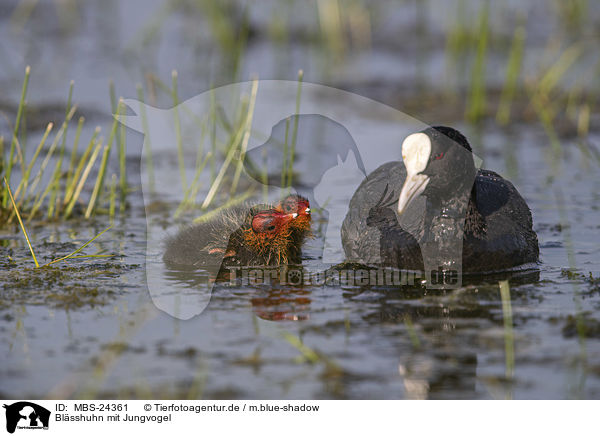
172, 70, 187, 192
497, 20, 526, 125
48, 80, 75, 218
86, 99, 123, 218
85, 143, 110, 218
42, 225, 113, 267
281, 331, 320, 364
230, 78, 259, 195
66, 116, 85, 189
27, 106, 77, 200
287, 70, 303, 187
465, 3, 489, 123
12, 122, 53, 203
4, 176, 39, 268
64, 126, 100, 206
192, 189, 255, 224
136, 83, 155, 193
499, 280, 514, 384
174, 151, 212, 218
118, 102, 127, 213
109, 173, 117, 224
64, 139, 103, 219
3, 65, 30, 207
281, 117, 290, 193
403, 314, 421, 349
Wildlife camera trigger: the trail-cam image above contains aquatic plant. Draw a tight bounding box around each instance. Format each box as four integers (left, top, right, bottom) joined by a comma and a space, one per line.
4, 176, 112, 268
1, 67, 131, 226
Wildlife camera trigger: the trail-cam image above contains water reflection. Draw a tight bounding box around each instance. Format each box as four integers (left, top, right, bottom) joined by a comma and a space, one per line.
339, 272, 539, 399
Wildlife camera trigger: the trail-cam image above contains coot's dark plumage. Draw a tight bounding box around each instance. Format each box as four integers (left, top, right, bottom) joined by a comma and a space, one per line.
365, 184, 424, 268
342, 126, 539, 273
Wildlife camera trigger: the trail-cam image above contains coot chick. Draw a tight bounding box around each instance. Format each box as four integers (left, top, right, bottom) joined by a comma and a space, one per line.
342, 126, 539, 273
164, 196, 311, 270
275, 194, 312, 250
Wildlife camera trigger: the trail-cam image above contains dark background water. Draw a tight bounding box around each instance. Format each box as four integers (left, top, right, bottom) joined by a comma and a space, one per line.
1, 0, 599, 399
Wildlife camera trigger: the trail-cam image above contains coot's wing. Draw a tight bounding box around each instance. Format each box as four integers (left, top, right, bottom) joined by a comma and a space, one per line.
474, 169, 533, 230
471, 169, 539, 268
341, 161, 425, 264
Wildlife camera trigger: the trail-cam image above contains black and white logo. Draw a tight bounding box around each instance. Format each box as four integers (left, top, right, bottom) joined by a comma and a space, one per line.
3, 402, 50, 434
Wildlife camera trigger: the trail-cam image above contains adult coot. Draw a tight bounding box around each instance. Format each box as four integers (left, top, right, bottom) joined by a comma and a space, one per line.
341, 126, 539, 273
164, 195, 311, 269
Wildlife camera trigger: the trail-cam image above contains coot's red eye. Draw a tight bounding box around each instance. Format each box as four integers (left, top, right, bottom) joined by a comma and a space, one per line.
434, 152, 445, 160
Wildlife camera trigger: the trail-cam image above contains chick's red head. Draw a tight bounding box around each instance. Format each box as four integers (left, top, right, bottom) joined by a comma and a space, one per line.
251, 210, 296, 237
277, 195, 311, 233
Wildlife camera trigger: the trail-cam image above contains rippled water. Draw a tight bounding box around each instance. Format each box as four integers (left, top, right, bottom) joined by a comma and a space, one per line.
1, 0, 600, 399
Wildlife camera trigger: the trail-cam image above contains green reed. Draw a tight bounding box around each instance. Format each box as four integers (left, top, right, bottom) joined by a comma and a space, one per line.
12, 122, 53, 203
317, 0, 346, 63
196, 0, 249, 81
230, 78, 259, 196
6, 174, 114, 269
86, 99, 123, 218
1, 68, 134, 227
465, 2, 489, 123
281, 117, 291, 192
48, 80, 74, 218
64, 138, 103, 219
136, 83, 156, 193
192, 189, 255, 224
2, 66, 30, 208
109, 173, 117, 224
403, 315, 422, 349
4, 176, 38, 268
65, 116, 85, 190
174, 150, 211, 218
201, 79, 258, 209
555, 187, 588, 398
499, 280, 515, 384
287, 70, 303, 189
172, 70, 188, 192
63, 126, 100, 209
22, 107, 78, 222
118, 102, 127, 213
529, 43, 583, 172
497, 19, 526, 125
139, 72, 263, 216
445, 0, 469, 95
111, 81, 128, 212
282, 330, 344, 382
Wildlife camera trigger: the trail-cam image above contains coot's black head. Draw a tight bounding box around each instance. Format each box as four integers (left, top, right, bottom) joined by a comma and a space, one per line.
398, 126, 476, 214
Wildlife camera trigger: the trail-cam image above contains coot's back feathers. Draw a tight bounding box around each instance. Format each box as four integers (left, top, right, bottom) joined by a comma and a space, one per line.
463, 170, 538, 272
342, 160, 424, 266
341, 126, 539, 273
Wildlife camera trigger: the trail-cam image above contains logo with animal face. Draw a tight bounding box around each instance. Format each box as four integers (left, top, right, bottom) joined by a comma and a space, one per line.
3, 402, 50, 434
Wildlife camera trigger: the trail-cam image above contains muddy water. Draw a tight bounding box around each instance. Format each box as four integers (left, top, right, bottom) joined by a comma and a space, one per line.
1, 1, 600, 399
2, 120, 599, 399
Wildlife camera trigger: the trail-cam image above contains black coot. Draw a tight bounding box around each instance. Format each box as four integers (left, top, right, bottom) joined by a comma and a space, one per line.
342, 126, 539, 273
